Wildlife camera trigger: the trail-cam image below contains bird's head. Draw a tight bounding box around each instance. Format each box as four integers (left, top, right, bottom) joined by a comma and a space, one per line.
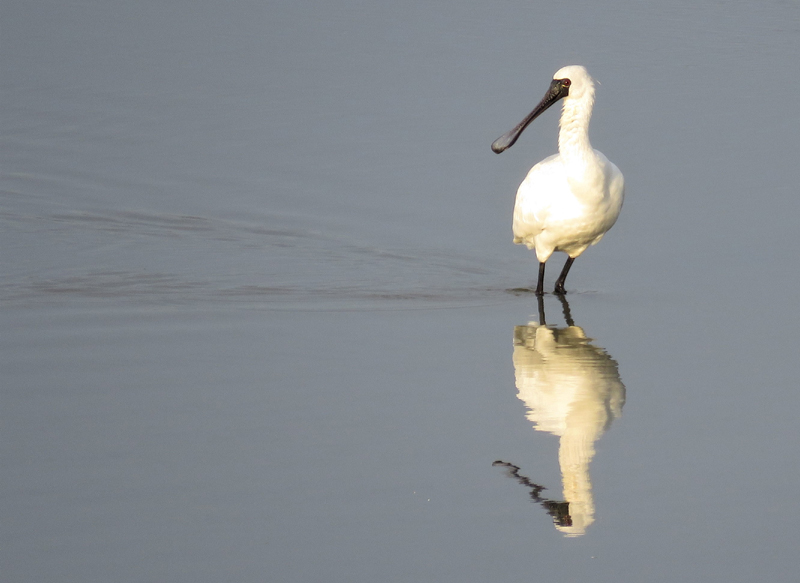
491, 65, 595, 154
552, 65, 595, 102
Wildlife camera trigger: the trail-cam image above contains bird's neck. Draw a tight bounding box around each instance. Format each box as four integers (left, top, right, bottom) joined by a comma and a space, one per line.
557, 96, 595, 167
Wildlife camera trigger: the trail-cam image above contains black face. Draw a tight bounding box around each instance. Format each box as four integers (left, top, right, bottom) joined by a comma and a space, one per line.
552, 77, 571, 99
491, 77, 572, 154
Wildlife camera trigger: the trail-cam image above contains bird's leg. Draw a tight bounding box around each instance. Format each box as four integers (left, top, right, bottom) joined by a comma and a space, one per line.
554, 257, 575, 295
535, 262, 546, 296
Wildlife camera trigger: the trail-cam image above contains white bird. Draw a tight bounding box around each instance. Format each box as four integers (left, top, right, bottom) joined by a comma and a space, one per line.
492, 65, 624, 295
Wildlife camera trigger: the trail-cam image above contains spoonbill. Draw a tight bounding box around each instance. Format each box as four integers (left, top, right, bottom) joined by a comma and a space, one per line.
492, 65, 624, 295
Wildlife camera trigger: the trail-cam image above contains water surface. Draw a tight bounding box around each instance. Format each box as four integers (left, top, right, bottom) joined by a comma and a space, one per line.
3, 1, 800, 582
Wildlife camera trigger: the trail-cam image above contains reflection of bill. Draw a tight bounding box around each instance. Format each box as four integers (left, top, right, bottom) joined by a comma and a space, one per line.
492, 461, 573, 529
498, 295, 625, 537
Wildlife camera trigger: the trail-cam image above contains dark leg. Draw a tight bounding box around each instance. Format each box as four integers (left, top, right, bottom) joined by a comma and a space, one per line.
535, 262, 546, 296
554, 257, 575, 295
556, 292, 575, 327
537, 293, 546, 325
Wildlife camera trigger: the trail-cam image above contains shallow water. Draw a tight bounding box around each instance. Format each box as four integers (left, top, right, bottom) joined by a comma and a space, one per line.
3, 1, 800, 582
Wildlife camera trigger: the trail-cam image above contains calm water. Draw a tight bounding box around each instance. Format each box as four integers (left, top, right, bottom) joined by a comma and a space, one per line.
3, 1, 800, 581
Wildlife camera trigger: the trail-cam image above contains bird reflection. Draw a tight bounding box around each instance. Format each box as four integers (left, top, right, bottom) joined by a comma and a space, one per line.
496, 294, 625, 537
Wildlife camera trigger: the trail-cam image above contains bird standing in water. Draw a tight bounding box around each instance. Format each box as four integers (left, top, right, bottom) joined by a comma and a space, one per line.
492, 65, 624, 295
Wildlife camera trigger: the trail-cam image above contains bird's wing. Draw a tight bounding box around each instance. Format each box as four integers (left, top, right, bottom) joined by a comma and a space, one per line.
596, 152, 625, 202
512, 155, 567, 239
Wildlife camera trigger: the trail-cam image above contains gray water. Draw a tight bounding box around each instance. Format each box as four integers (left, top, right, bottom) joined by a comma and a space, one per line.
3, 1, 800, 581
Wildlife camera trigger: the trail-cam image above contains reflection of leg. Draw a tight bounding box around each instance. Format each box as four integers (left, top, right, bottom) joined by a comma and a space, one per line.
554, 257, 575, 294
557, 292, 575, 327
537, 294, 546, 326
535, 262, 546, 296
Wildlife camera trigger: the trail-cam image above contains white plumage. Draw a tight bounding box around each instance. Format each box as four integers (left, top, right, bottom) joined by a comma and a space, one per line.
492, 65, 624, 294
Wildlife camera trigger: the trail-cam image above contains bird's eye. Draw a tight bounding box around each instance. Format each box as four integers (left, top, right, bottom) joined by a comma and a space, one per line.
561, 79, 571, 87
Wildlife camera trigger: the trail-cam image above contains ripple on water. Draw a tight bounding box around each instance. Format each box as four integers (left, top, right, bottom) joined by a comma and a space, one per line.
0, 208, 523, 311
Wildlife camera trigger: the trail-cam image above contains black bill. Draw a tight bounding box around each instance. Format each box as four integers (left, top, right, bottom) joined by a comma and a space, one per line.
491, 78, 571, 154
